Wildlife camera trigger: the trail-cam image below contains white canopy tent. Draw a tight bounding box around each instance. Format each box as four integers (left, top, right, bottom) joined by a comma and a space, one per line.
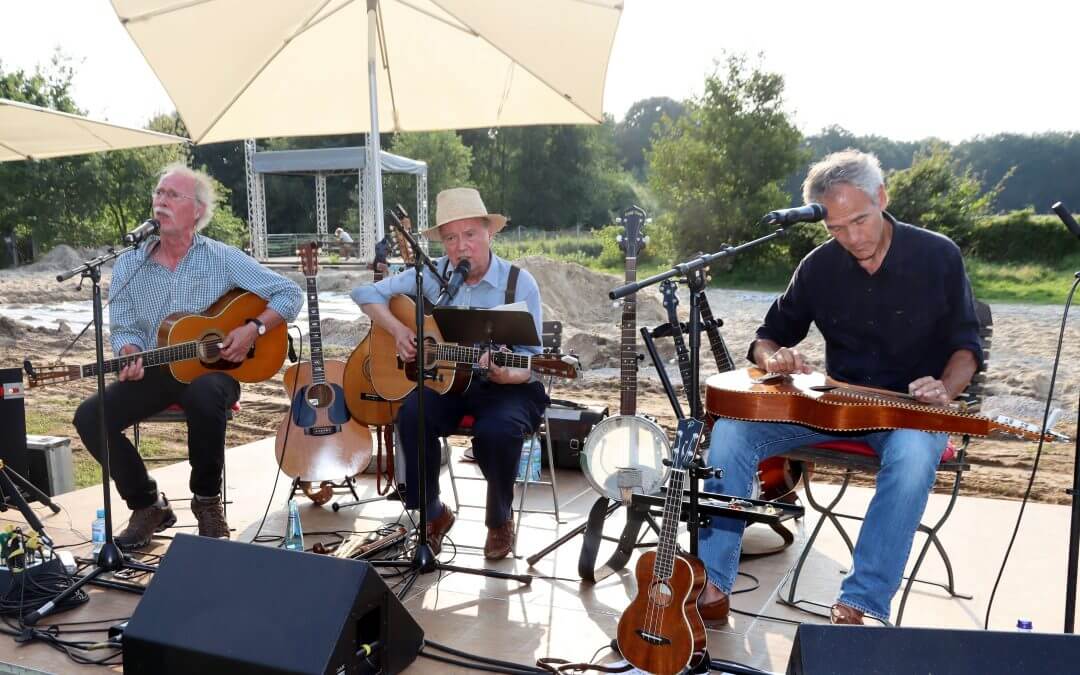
244, 142, 428, 261
0, 98, 187, 162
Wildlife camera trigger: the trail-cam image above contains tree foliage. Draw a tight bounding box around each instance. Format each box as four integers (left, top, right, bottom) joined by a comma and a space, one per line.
886, 145, 1000, 247
614, 96, 685, 177
648, 55, 807, 260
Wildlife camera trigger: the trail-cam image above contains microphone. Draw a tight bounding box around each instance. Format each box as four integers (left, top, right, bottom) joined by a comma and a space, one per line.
763, 203, 827, 227
441, 259, 471, 304
123, 219, 160, 246
1052, 202, 1080, 239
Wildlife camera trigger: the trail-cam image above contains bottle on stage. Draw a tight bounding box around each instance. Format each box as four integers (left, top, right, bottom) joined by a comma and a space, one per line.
91, 508, 106, 555
285, 498, 304, 551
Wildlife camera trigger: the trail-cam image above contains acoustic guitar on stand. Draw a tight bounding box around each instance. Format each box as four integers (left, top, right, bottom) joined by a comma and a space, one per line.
24, 289, 286, 388
275, 242, 373, 492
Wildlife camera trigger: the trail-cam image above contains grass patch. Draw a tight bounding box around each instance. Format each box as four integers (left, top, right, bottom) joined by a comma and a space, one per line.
966, 258, 1076, 304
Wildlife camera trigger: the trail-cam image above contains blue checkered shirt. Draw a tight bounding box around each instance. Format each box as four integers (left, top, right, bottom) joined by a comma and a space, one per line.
108, 234, 303, 355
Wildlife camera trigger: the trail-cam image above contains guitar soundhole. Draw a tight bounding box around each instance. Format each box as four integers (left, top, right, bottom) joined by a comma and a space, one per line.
648, 581, 673, 608
198, 331, 225, 363
306, 383, 333, 408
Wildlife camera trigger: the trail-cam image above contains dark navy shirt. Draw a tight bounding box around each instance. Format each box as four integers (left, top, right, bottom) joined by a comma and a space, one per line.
750, 214, 983, 393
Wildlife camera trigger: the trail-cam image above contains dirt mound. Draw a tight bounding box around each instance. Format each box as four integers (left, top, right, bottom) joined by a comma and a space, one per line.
24, 245, 116, 273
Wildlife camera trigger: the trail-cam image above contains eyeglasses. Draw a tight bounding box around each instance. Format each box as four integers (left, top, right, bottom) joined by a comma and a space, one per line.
152, 188, 197, 202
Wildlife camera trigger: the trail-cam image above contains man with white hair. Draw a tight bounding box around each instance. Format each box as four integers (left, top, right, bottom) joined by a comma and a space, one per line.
73, 163, 303, 550
352, 187, 548, 561
697, 150, 983, 626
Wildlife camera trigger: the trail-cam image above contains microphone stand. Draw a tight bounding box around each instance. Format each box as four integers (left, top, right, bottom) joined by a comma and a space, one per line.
25, 245, 158, 624
372, 212, 531, 591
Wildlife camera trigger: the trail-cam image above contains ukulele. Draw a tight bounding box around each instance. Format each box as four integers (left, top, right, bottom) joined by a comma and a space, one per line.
275, 242, 373, 483
25, 289, 286, 388
617, 417, 708, 675
342, 207, 416, 426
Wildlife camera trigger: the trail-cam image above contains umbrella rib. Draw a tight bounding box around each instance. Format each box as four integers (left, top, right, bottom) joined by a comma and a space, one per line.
194, 0, 345, 143
426, 0, 616, 123
72, 120, 117, 150
0, 140, 31, 161
395, 0, 477, 36
120, 0, 218, 24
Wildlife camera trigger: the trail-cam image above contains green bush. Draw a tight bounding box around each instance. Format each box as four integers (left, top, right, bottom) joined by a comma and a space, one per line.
968, 209, 1080, 263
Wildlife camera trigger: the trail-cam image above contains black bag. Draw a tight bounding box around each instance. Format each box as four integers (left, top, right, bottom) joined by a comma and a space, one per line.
540, 400, 608, 470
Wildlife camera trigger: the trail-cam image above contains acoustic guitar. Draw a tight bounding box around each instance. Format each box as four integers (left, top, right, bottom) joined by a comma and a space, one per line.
368, 294, 580, 401
617, 417, 708, 675
275, 242, 373, 484
706, 367, 1052, 441
343, 207, 414, 426
25, 289, 286, 388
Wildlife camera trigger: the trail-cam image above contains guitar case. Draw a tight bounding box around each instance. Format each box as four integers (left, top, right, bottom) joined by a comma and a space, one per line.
540, 399, 608, 470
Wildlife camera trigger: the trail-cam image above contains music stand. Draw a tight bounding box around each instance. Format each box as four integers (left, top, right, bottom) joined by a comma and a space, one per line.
432, 306, 541, 350
371, 212, 532, 591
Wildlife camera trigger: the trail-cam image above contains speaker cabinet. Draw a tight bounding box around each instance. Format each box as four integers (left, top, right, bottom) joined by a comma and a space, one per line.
787, 624, 1080, 675
124, 534, 423, 674
0, 368, 28, 479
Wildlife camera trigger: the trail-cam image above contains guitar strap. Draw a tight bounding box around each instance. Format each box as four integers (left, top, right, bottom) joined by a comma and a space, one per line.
374, 424, 396, 496
578, 497, 653, 584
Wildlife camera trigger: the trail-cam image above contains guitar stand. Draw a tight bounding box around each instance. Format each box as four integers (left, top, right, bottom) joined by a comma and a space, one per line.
291, 475, 380, 508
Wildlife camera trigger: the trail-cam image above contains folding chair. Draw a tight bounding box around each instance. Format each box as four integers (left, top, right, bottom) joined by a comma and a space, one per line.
780, 300, 992, 625
444, 320, 565, 556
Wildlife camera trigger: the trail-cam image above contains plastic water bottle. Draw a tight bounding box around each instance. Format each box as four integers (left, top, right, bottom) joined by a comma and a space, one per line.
91, 508, 106, 555
1016, 619, 1033, 632
517, 437, 541, 482
284, 499, 304, 551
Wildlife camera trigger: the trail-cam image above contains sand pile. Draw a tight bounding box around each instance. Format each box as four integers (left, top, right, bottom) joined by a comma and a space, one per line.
23, 245, 116, 273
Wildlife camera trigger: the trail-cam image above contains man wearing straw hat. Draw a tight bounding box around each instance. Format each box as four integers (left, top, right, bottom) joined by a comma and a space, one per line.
352, 187, 549, 560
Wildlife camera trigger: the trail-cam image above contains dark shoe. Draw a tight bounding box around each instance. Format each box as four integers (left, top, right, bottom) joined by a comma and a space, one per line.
830, 602, 865, 625
115, 496, 177, 551
426, 503, 455, 556
192, 495, 229, 539
484, 520, 515, 560
698, 589, 730, 627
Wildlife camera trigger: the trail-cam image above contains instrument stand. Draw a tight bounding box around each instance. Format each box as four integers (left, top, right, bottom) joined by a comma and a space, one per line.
371, 212, 532, 593
25, 248, 159, 625
1066, 389, 1080, 633
0, 460, 60, 547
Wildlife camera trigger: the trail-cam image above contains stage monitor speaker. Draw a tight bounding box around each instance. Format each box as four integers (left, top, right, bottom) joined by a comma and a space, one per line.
124, 534, 424, 675
0, 367, 29, 479
787, 624, 1080, 675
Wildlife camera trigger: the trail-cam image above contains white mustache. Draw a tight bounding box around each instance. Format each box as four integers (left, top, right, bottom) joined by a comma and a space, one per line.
154, 207, 173, 219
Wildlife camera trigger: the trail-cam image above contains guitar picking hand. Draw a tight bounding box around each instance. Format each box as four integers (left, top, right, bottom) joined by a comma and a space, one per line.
117, 344, 144, 382
765, 347, 813, 375
394, 327, 417, 362
909, 376, 952, 405
220, 323, 259, 362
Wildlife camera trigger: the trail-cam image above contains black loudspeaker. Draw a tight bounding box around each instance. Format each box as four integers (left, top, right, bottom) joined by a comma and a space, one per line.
124, 534, 424, 674
787, 624, 1080, 675
0, 368, 29, 478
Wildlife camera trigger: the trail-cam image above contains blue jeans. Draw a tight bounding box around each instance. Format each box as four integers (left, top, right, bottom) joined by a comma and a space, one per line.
698, 418, 947, 620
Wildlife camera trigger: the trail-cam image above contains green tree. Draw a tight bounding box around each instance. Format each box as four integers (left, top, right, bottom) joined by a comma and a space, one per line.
614, 96, 686, 177
387, 130, 473, 220
649, 55, 807, 260
886, 145, 1001, 247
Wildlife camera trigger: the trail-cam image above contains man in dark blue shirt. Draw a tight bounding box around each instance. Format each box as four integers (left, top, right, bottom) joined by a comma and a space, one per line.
697, 150, 982, 627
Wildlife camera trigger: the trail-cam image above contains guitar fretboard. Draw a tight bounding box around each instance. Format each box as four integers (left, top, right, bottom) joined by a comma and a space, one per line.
699, 295, 734, 373
305, 276, 326, 384
434, 344, 531, 370
620, 256, 638, 416
81, 340, 210, 378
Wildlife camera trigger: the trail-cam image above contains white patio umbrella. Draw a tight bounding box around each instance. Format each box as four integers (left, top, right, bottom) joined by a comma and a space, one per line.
0, 98, 188, 162
111, 0, 622, 237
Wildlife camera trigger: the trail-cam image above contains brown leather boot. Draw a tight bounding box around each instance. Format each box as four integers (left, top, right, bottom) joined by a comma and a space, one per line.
115, 496, 177, 551
426, 503, 455, 556
192, 495, 229, 539
698, 589, 730, 626
830, 602, 865, 625
484, 521, 515, 560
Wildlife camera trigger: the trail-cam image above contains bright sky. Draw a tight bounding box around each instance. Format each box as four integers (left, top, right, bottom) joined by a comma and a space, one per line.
2, 0, 1076, 143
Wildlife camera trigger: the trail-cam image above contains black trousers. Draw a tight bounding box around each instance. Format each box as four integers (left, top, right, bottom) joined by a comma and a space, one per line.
73, 367, 240, 510
397, 379, 548, 528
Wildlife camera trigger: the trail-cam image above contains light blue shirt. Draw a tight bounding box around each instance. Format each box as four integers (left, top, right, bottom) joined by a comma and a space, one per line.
108, 234, 304, 354
350, 253, 543, 355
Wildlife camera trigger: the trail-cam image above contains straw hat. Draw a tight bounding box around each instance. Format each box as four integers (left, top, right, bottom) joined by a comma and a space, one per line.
421, 187, 507, 241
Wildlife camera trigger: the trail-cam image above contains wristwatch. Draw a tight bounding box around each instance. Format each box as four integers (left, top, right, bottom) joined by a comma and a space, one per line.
246, 318, 266, 336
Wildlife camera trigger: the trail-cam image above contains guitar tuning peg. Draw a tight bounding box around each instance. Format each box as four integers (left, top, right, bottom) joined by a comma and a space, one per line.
643, 235, 651, 244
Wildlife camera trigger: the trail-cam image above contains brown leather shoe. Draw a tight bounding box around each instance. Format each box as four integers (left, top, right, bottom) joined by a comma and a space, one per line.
191, 495, 229, 539
115, 496, 177, 551
484, 520, 515, 560
830, 602, 865, 625
426, 503, 455, 556
698, 590, 730, 626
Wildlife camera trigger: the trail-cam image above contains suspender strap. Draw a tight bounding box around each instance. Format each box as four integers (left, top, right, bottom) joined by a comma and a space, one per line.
505, 264, 519, 305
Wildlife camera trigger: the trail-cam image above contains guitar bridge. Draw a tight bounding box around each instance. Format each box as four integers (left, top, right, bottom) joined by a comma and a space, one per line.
635, 629, 670, 646
307, 425, 341, 436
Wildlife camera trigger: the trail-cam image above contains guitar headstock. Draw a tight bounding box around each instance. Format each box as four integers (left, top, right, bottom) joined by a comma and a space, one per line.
24, 362, 80, 389
617, 206, 647, 259
298, 241, 319, 277
660, 279, 679, 314
532, 354, 581, 380
670, 417, 705, 471
390, 204, 416, 265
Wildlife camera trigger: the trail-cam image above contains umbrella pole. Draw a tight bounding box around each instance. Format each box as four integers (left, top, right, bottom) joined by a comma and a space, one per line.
367, 0, 385, 244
